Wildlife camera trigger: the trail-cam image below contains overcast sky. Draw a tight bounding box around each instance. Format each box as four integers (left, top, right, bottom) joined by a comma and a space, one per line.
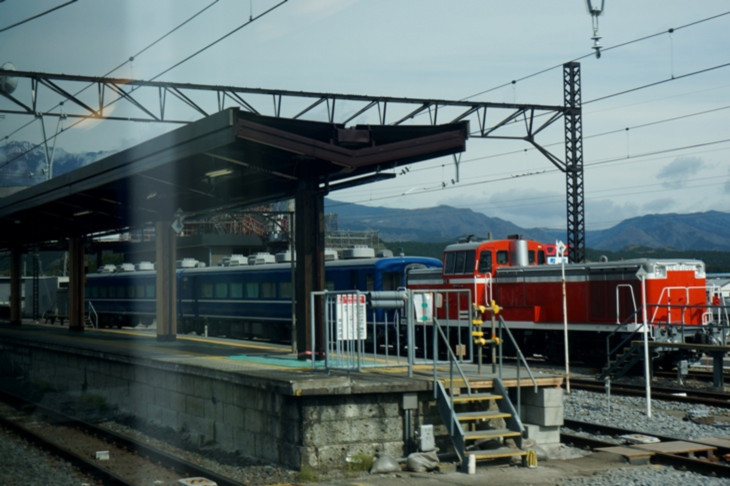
1, 0, 728, 231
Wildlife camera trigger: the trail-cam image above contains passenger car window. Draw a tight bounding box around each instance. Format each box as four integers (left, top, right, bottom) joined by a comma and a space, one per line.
215, 282, 228, 299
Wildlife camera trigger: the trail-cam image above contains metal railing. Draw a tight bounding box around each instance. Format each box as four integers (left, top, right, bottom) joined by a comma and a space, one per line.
85, 300, 98, 328
309, 288, 474, 373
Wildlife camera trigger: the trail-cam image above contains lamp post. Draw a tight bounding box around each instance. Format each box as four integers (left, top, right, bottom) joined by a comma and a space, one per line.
557, 241, 570, 394
636, 267, 652, 417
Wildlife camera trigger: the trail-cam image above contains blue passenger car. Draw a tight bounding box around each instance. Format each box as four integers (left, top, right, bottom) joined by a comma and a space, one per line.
85, 254, 442, 341
85, 270, 157, 328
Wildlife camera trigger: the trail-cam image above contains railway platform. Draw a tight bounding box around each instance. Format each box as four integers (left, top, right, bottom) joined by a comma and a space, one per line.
0, 321, 564, 473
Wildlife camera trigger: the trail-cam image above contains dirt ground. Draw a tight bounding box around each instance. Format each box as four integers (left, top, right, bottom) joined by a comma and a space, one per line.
312, 446, 639, 486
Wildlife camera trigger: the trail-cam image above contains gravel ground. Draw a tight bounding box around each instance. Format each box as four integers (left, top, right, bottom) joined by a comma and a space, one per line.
0, 425, 99, 486
1, 380, 729, 485
561, 387, 730, 486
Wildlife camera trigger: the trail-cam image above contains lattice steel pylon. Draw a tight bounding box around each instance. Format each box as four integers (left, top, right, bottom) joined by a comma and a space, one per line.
563, 62, 586, 263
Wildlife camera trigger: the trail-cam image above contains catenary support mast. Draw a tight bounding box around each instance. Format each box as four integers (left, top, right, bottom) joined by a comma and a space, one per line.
563, 62, 586, 263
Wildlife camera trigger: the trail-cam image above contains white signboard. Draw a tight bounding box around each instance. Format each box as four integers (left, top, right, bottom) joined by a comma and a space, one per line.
413, 293, 434, 324
336, 293, 367, 340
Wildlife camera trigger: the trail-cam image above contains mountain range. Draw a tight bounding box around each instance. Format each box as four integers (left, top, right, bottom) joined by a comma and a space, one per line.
2, 141, 727, 252
0, 140, 108, 187
325, 199, 730, 252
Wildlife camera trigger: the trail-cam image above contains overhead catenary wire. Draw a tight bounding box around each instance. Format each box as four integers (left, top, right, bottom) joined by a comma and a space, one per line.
0, 4, 726, 191
2, 0, 221, 144
0, 0, 289, 170
463, 10, 730, 101
332, 136, 730, 211
0, 0, 78, 33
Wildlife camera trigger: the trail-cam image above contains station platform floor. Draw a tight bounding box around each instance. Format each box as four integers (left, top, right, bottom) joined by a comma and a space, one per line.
0, 321, 564, 395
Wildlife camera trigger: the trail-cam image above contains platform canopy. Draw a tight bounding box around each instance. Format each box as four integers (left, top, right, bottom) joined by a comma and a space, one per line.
0, 108, 468, 249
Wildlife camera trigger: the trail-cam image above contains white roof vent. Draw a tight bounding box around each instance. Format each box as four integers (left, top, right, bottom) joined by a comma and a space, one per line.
325, 248, 339, 261
221, 254, 247, 266
117, 263, 135, 272
276, 251, 294, 263
248, 252, 275, 265
100, 264, 117, 273
135, 261, 154, 271
177, 258, 199, 269
343, 246, 375, 259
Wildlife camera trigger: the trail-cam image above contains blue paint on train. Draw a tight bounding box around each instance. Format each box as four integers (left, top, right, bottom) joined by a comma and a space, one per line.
85, 256, 441, 341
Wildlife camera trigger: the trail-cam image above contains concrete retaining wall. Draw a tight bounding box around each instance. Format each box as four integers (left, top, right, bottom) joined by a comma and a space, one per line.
0, 339, 416, 470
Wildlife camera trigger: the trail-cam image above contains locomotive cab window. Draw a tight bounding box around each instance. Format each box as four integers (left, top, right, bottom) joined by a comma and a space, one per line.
444, 250, 476, 275
496, 250, 509, 265
478, 251, 492, 274
382, 271, 400, 290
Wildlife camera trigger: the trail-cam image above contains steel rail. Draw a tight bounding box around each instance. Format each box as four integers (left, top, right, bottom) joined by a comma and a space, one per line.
0, 412, 132, 486
569, 377, 730, 408
562, 419, 730, 478
0, 388, 247, 486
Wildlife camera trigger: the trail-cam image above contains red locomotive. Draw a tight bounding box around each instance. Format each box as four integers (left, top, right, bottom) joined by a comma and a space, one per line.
407, 235, 712, 366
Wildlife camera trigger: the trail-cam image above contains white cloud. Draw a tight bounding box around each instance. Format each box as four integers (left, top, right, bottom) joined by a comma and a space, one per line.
656, 156, 705, 189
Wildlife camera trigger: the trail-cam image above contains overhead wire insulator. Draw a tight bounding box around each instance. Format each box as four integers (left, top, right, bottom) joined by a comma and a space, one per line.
586, 0, 606, 58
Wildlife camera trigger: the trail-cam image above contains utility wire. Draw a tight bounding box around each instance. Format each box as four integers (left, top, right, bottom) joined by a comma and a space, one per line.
463, 10, 730, 101
2, 0, 221, 143
149, 0, 288, 81
399, 103, 730, 178
0, 0, 78, 33
585, 61, 730, 104
1, 0, 288, 170
334, 137, 730, 207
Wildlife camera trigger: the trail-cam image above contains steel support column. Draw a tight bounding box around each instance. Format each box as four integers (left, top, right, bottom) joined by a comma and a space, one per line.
68, 237, 85, 331
155, 220, 177, 341
9, 248, 22, 326
563, 62, 586, 263
294, 177, 326, 358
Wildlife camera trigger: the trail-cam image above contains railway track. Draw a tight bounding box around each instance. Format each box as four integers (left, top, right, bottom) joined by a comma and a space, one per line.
654, 367, 730, 385
0, 388, 247, 486
562, 419, 730, 479
569, 377, 730, 407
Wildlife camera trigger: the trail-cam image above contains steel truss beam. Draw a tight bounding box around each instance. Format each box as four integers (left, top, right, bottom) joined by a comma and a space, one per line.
0, 68, 585, 256
0, 70, 567, 140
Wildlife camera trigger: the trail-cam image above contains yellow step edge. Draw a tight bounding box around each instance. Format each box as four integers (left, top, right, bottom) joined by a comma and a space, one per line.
467, 449, 528, 460
451, 393, 502, 403
457, 411, 511, 422
464, 429, 522, 441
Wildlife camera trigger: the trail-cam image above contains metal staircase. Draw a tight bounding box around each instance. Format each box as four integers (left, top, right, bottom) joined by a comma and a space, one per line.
598, 341, 644, 381
431, 311, 538, 471
436, 377, 527, 468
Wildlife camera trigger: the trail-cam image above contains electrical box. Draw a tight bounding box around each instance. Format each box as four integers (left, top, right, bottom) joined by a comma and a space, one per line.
419, 424, 435, 452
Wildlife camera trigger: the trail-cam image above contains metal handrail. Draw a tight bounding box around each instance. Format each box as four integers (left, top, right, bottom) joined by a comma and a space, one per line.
432, 316, 472, 398
86, 300, 98, 328
497, 315, 538, 393
615, 284, 638, 325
